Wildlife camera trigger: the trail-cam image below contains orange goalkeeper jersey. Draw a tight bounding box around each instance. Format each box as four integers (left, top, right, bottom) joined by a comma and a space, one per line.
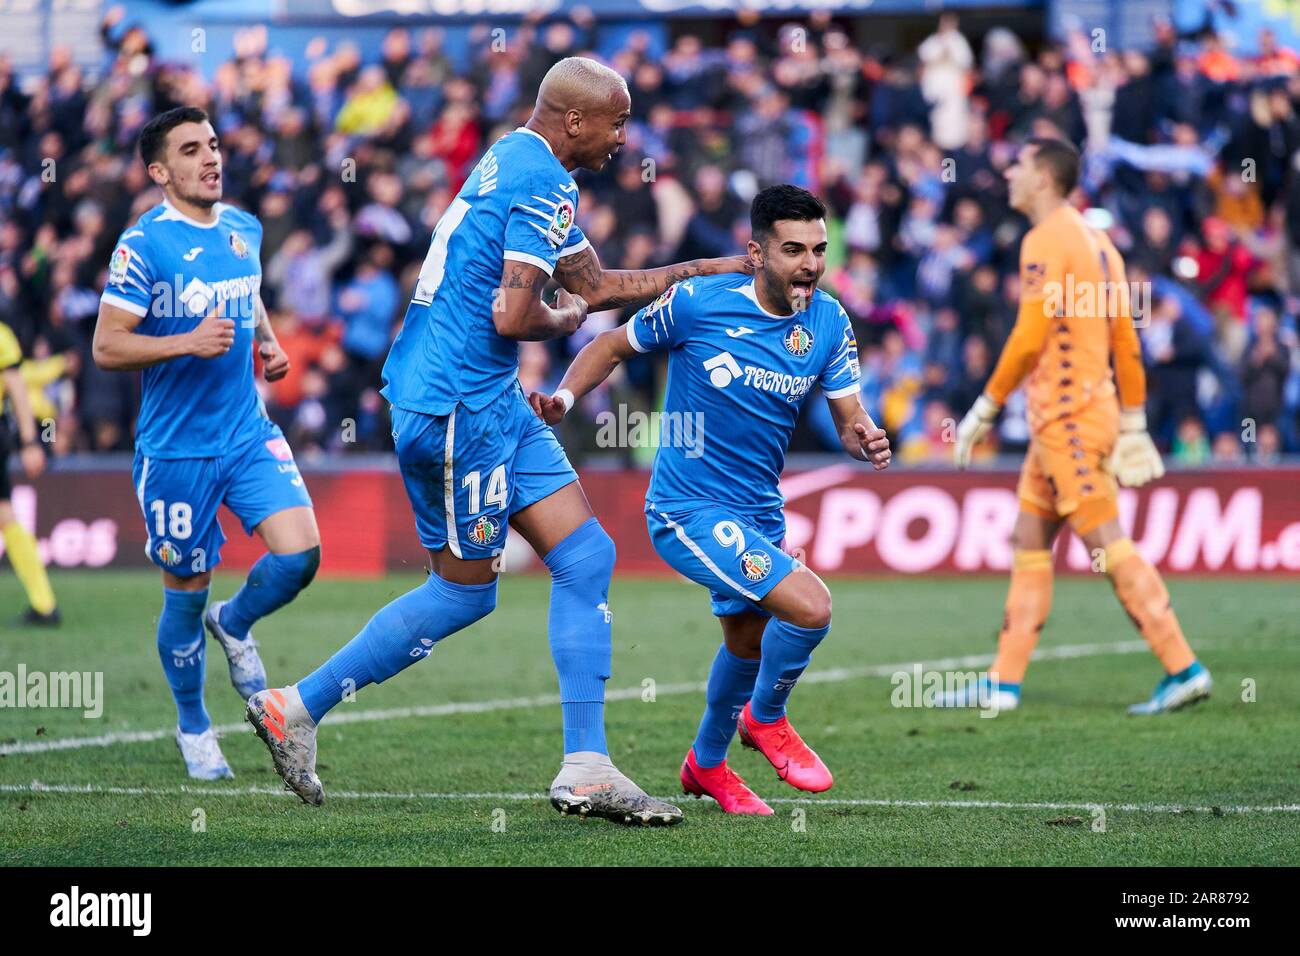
985, 204, 1145, 432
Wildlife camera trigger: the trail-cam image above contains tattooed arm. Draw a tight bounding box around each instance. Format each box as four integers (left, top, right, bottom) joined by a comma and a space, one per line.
494, 260, 588, 341
253, 298, 291, 382
553, 245, 752, 311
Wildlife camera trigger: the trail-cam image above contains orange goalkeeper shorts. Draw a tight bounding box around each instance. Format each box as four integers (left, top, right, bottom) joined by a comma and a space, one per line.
1016, 401, 1120, 534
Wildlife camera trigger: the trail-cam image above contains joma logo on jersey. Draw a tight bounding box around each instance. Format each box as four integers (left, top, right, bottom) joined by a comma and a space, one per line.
784, 324, 813, 356
469, 515, 500, 546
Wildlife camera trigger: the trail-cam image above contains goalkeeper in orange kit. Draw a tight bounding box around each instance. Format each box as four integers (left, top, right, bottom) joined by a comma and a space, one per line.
945, 137, 1210, 714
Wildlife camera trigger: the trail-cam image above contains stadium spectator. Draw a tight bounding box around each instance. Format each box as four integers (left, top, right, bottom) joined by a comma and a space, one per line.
0, 6, 1293, 464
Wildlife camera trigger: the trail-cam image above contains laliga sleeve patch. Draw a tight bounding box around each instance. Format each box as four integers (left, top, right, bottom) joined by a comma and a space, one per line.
109, 245, 132, 286
546, 199, 575, 248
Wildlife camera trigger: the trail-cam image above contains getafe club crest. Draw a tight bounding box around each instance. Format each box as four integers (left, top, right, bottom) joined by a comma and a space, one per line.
469, 515, 500, 546
546, 200, 574, 247
784, 324, 813, 357
155, 541, 182, 566
740, 549, 773, 582
228, 231, 249, 259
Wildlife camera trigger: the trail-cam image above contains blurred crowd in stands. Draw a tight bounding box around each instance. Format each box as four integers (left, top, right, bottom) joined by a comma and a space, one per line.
0, 5, 1297, 464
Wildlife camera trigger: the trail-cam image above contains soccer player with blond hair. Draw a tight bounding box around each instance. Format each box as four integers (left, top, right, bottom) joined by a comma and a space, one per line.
947, 137, 1211, 714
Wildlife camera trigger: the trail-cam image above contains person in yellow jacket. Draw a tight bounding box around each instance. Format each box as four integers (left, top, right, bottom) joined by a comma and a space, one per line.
0, 321, 59, 625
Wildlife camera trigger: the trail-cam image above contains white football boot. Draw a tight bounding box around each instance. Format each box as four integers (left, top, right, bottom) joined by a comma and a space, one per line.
204, 600, 267, 701
175, 727, 235, 780
935, 674, 1021, 711
1128, 663, 1213, 715
246, 685, 324, 805
549, 752, 683, 826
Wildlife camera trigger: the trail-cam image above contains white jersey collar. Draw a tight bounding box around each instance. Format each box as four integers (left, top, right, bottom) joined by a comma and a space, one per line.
157, 199, 225, 229
514, 126, 556, 156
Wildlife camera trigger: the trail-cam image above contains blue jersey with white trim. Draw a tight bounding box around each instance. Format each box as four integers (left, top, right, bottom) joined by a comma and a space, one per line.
100, 201, 265, 459
382, 127, 588, 416
627, 274, 860, 514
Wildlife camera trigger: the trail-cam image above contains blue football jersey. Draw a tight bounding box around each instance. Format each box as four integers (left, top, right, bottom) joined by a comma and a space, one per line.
100, 200, 265, 459
627, 274, 861, 514
382, 127, 589, 416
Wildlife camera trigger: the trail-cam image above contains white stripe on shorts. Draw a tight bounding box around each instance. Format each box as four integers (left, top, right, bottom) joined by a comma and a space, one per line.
653, 507, 760, 602
444, 408, 461, 558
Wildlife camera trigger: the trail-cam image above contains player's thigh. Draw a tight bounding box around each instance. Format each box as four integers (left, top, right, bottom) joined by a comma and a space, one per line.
758, 565, 833, 630
133, 452, 225, 578
646, 505, 798, 614
507, 389, 588, 557
222, 421, 316, 551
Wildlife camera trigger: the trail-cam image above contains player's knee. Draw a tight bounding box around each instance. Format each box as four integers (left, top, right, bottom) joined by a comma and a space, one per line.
544, 517, 615, 584
273, 546, 321, 591
787, 586, 832, 631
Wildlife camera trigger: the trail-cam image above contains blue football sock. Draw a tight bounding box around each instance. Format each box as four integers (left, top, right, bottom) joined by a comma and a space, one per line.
158, 587, 211, 734
750, 618, 830, 723
296, 571, 497, 723
544, 518, 615, 756
219, 546, 320, 640
693, 643, 761, 768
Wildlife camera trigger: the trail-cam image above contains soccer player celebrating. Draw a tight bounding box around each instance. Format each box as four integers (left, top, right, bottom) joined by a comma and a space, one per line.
531, 185, 892, 814
94, 107, 321, 779
947, 137, 1211, 714
0, 320, 59, 625
246, 57, 751, 825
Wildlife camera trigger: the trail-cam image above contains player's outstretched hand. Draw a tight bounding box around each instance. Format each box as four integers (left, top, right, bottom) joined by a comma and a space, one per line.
554, 288, 588, 336
188, 303, 235, 359
528, 391, 569, 426
260, 341, 291, 382
854, 423, 892, 470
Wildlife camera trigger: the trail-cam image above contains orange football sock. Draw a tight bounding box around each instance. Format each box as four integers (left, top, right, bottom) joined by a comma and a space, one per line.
1105, 539, 1196, 675
989, 549, 1053, 685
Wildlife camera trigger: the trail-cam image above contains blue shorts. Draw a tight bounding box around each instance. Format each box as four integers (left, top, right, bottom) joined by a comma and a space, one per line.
646, 503, 798, 618
133, 419, 313, 577
392, 383, 578, 559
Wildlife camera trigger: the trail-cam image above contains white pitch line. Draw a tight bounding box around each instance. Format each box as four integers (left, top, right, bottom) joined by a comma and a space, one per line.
0, 639, 1159, 757
2, 782, 1296, 816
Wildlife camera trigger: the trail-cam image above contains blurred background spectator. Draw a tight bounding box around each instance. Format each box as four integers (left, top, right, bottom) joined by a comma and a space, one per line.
0, 3, 1296, 466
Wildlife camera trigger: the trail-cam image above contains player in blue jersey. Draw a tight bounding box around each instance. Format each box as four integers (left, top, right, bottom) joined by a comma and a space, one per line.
532, 185, 892, 814
246, 57, 751, 826
93, 107, 321, 780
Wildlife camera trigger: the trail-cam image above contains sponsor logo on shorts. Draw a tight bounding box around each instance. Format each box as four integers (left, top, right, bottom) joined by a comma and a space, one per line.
265, 438, 294, 461
740, 549, 772, 582
784, 324, 813, 356
468, 515, 500, 546
155, 541, 182, 566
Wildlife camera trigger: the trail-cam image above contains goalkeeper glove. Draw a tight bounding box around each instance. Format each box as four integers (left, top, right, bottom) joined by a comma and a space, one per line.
953, 393, 1000, 469
1107, 408, 1165, 487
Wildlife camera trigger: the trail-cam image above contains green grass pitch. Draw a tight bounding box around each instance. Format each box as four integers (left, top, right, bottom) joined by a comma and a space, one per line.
2, 570, 1297, 866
